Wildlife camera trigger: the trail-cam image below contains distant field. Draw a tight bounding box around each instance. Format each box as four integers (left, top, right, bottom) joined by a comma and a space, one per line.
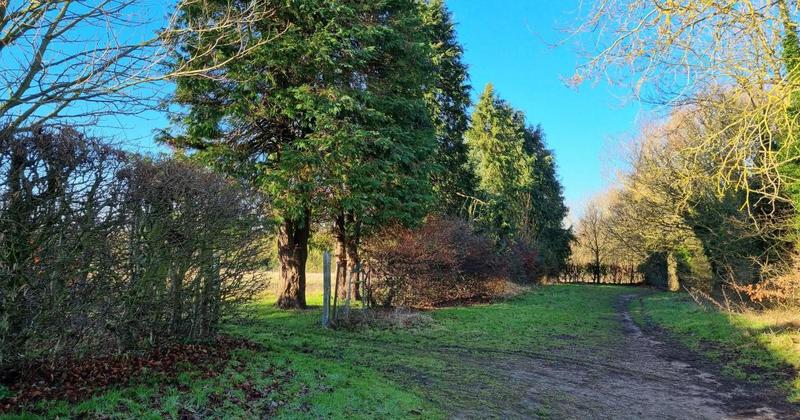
264, 272, 326, 301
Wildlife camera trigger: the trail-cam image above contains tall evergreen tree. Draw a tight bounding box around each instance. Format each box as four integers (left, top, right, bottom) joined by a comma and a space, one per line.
420, 0, 476, 216
166, 0, 436, 308
466, 84, 571, 271
325, 1, 437, 299
466, 84, 534, 245
522, 125, 573, 272
778, 0, 800, 247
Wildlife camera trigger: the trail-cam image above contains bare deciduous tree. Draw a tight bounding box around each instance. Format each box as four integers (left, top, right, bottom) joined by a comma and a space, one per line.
571, 0, 800, 204
0, 0, 284, 137
574, 201, 609, 283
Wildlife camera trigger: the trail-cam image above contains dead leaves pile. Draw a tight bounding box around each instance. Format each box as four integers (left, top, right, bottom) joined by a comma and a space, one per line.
0, 336, 263, 411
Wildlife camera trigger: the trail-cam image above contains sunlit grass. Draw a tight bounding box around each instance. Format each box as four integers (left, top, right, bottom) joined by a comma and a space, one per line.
736, 309, 800, 401
7, 284, 635, 418
633, 293, 800, 402
10, 284, 795, 418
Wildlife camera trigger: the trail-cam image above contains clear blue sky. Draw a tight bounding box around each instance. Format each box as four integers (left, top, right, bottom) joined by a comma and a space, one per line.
446, 0, 643, 219
110, 0, 644, 221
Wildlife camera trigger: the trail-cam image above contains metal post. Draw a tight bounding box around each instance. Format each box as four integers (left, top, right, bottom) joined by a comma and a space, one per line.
322, 251, 331, 328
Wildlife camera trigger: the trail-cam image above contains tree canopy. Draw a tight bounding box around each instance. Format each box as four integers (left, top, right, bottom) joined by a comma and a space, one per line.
165, 0, 438, 308
421, 0, 477, 216
466, 84, 571, 273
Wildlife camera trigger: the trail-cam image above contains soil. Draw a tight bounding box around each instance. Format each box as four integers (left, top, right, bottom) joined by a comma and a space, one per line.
451, 293, 799, 419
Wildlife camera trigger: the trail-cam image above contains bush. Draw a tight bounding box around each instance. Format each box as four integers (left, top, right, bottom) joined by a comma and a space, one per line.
506, 240, 543, 284
0, 128, 268, 370
733, 255, 800, 307
364, 217, 504, 308
115, 158, 269, 346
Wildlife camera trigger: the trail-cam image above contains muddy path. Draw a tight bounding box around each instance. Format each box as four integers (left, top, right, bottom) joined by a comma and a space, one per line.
451, 292, 798, 419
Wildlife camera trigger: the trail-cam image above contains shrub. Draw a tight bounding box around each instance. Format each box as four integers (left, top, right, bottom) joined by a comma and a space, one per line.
0, 128, 268, 370
363, 217, 503, 308
1, 128, 127, 367
733, 255, 800, 308
506, 240, 543, 284
114, 158, 269, 347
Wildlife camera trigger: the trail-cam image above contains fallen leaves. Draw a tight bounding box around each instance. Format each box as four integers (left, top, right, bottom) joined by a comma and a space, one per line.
0, 336, 263, 412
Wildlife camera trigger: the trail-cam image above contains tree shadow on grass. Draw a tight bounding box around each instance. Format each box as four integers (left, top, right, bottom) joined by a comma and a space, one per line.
636, 293, 800, 405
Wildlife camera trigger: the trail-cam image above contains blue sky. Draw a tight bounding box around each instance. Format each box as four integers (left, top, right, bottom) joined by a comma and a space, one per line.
446, 0, 644, 219
110, 0, 645, 221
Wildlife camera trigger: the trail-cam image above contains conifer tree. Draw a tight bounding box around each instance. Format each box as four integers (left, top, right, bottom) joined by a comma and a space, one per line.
420, 0, 477, 216
466, 84, 534, 245
522, 126, 573, 272
466, 84, 571, 271
166, 0, 436, 308
326, 0, 437, 299
778, 1, 800, 246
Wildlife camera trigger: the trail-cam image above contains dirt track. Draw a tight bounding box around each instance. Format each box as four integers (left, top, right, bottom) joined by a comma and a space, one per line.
452, 293, 798, 419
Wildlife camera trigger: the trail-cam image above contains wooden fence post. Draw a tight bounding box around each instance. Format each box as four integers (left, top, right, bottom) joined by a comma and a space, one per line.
322, 251, 331, 328
343, 266, 352, 321
333, 264, 342, 321
361, 264, 368, 308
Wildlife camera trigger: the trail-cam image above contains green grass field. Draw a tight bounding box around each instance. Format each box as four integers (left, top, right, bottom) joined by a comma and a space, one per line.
5, 285, 631, 418
5, 285, 799, 418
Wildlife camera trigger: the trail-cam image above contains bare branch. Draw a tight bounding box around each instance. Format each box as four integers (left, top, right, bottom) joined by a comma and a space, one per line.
0, 0, 283, 136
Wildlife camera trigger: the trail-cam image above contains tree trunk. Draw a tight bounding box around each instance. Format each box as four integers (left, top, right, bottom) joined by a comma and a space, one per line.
276, 211, 310, 309
666, 251, 680, 292
347, 245, 361, 300
169, 266, 185, 335
201, 255, 221, 336
346, 212, 362, 300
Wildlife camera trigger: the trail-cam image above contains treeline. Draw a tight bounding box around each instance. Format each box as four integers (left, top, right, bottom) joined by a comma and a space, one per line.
580, 0, 800, 303
571, 1, 800, 305
165, 0, 572, 308
573, 105, 800, 300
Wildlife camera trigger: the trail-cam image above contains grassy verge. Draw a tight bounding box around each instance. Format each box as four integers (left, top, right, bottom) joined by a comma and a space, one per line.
4, 285, 633, 419
631, 293, 800, 402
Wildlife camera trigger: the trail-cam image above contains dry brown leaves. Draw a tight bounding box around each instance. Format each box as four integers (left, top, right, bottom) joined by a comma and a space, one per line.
0, 336, 263, 411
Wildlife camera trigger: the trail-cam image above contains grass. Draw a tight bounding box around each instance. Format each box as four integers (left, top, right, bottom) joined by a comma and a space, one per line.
631, 292, 800, 402
8, 283, 798, 418
4, 284, 634, 419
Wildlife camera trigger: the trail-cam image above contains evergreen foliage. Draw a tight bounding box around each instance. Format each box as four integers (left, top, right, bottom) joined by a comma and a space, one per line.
165, 0, 437, 307
420, 0, 477, 216
466, 84, 572, 273
779, 6, 800, 246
